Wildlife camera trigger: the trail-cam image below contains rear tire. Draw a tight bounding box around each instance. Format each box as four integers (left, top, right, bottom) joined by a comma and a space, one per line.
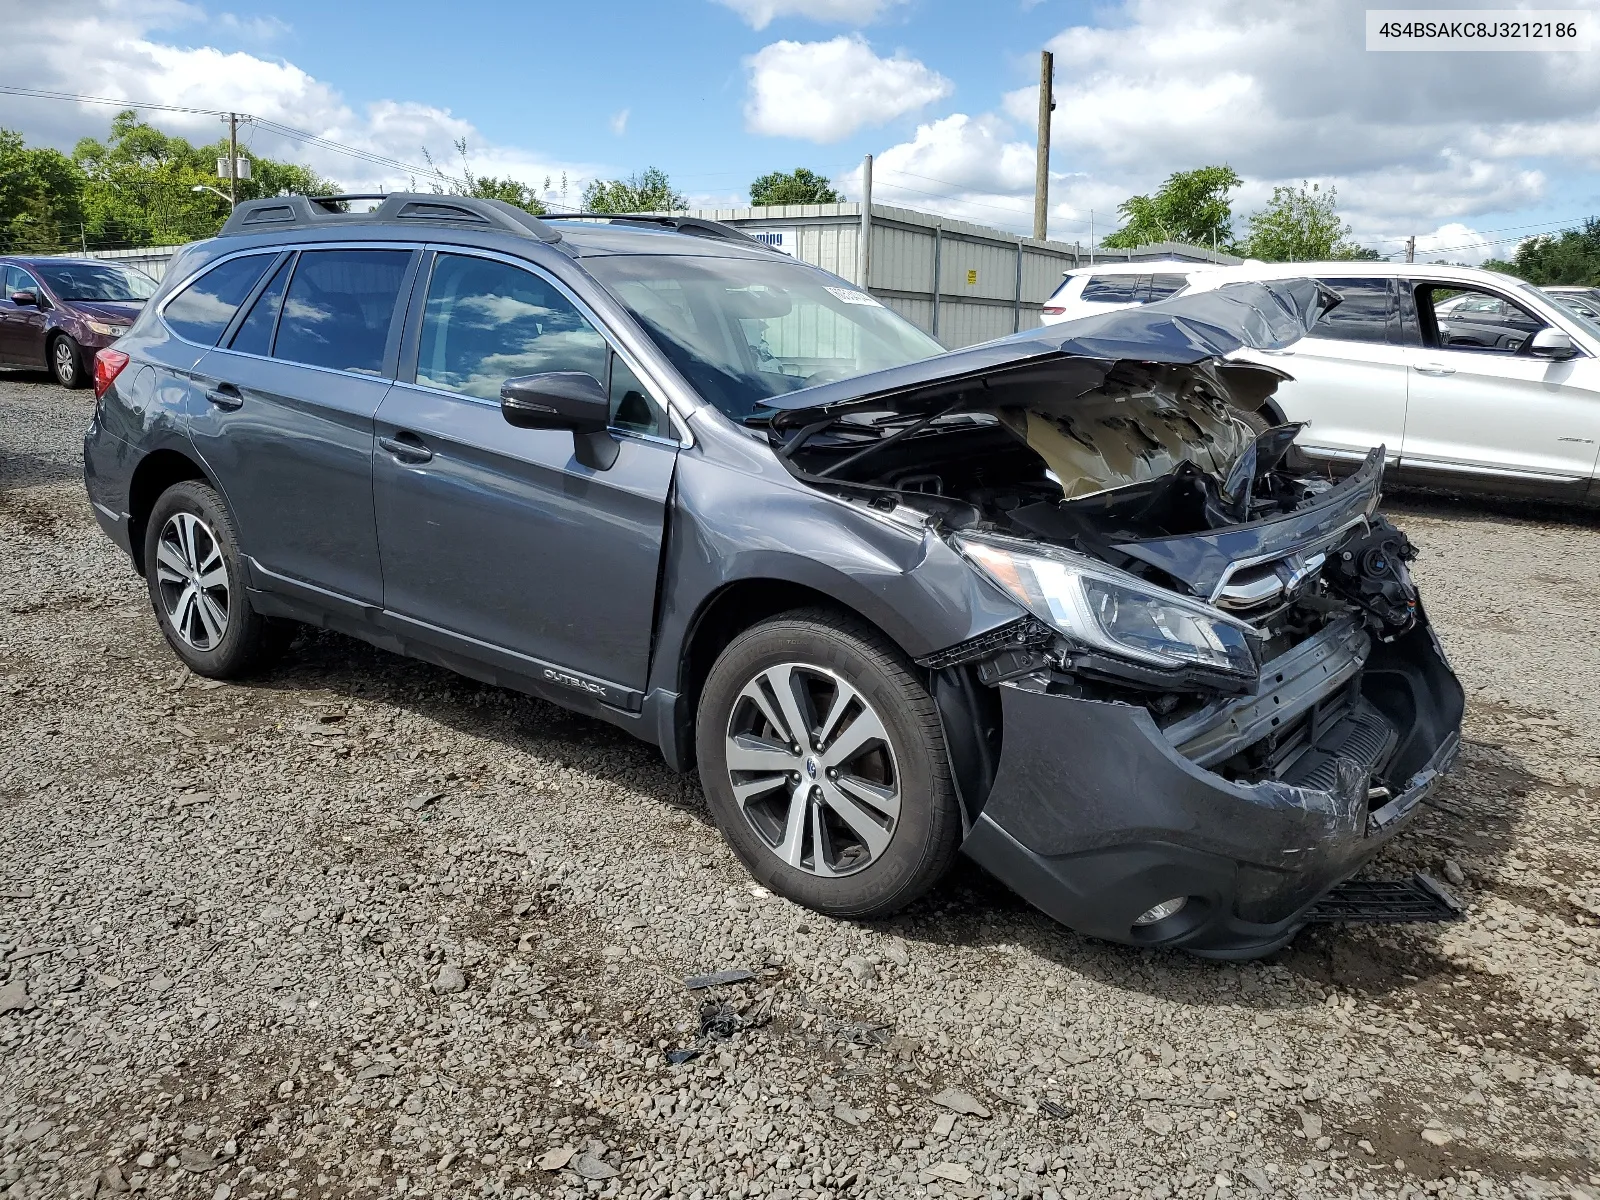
143, 481, 279, 678
50, 335, 86, 389
696, 608, 962, 920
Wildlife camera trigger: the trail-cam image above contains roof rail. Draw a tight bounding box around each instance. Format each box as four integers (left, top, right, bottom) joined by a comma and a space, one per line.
217, 193, 563, 244
541, 212, 781, 252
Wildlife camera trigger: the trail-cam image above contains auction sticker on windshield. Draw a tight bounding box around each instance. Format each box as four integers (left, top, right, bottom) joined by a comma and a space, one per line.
1367, 9, 1592, 49
825, 286, 883, 307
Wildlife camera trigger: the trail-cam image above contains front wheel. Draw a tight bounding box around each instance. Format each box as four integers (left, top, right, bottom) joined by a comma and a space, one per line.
50, 335, 86, 389
695, 609, 962, 920
143, 480, 281, 678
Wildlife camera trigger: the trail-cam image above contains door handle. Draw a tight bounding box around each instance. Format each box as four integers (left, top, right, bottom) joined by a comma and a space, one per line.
1413, 363, 1455, 377
204, 383, 243, 410
379, 433, 433, 464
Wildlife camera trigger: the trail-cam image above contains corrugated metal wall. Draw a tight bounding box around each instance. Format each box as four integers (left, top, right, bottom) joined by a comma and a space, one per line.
88, 246, 185, 282
680, 203, 1238, 348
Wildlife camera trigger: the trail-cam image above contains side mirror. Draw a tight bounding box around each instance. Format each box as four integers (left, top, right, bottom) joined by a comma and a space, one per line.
500, 371, 618, 470
1530, 328, 1578, 360
9, 290, 37, 307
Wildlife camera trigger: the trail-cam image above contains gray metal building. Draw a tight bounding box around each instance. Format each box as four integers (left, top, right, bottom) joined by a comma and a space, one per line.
666, 202, 1239, 347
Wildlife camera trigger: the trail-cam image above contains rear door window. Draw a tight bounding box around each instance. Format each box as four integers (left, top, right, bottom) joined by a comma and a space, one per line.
414, 253, 608, 400
1079, 275, 1140, 303
163, 254, 275, 345
272, 249, 412, 375
1309, 278, 1395, 344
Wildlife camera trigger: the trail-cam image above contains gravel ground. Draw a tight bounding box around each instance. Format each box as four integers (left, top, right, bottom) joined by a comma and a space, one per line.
1, 371, 1597, 1200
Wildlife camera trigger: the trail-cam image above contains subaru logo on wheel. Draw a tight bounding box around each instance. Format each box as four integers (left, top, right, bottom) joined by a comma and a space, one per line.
805, 757, 819, 780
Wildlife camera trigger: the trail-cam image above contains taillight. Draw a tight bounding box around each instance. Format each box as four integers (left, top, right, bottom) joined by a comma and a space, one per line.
1041, 306, 1065, 315
94, 348, 130, 400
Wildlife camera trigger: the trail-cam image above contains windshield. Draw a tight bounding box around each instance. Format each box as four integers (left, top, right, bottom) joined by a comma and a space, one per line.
582, 253, 945, 420
32, 262, 158, 303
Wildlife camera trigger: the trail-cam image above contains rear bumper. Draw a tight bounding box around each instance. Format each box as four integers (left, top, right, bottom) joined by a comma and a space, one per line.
83, 424, 135, 563
962, 621, 1465, 958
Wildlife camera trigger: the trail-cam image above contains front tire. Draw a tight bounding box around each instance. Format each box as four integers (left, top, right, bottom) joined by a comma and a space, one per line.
50, 335, 86, 389
696, 609, 962, 920
143, 481, 278, 678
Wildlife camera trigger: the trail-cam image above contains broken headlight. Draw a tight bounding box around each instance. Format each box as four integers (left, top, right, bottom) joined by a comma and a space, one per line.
954, 534, 1259, 679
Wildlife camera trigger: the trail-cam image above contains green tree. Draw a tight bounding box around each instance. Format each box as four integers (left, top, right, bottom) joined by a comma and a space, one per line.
1240, 181, 1371, 262
421, 139, 546, 215
749, 167, 841, 206
581, 167, 685, 214
1482, 219, 1600, 285
0, 129, 84, 253
73, 111, 338, 248
1330, 243, 1384, 261
1101, 165, 1241, 249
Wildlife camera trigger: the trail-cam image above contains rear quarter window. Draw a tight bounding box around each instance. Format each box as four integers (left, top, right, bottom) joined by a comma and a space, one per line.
1147, 274, 1189, 301
162, 254, 276, 346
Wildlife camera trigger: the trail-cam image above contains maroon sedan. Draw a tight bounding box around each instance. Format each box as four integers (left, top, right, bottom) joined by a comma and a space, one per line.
0, 257, 158, 389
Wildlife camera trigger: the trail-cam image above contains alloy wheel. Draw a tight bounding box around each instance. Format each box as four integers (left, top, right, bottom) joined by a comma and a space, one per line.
723, 662, 901, 877
155, 512, 230, 651
53, 340, 76, 385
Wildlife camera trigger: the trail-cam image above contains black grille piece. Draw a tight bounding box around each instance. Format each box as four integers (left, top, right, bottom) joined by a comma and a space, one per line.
1305, 873, 1465, 924
916, 618, 1055, 671
1278, 696, 1398, 791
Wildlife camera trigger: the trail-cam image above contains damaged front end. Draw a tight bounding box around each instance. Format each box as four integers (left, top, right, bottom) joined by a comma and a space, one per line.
764, 281, 1465, 957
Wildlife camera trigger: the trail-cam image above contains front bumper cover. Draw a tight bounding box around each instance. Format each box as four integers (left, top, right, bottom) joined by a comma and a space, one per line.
961, 621, 1464, 958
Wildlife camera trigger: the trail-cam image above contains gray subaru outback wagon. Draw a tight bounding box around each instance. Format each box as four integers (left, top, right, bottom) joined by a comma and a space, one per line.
83, 194, 1464, 957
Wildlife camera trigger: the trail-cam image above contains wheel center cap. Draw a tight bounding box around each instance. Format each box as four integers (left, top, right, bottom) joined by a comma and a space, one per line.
804, 756, 820, 781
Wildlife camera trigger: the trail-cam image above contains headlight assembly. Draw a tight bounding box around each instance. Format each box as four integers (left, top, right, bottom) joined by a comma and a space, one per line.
954, 533, 1259, 679
87, 320, 130, 339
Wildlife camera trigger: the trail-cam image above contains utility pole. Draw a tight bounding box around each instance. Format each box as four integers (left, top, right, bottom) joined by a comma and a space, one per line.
858, 154, 873, 290
1089, 210, 1095, 264
1405, 234, 1415, 263
1033, 50, 1054, 242
227, 113, 239, 209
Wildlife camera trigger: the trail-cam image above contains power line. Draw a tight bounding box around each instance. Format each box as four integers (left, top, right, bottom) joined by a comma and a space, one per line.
0, 84, 232, 118
0, 83, 448, 183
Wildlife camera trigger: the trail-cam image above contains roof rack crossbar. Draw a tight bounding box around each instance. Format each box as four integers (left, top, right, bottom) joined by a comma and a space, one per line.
540, 212, 781, 253
217, 193, 563, 244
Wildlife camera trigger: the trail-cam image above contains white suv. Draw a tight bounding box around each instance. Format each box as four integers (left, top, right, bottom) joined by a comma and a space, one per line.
1040, 261, 1227, 324
1183, 261, 1600, 504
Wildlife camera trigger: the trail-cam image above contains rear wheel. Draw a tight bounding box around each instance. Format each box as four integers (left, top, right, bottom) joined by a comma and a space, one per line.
50, 335, 86, 389
696, 609, 962, 920
143, 481, 280, 678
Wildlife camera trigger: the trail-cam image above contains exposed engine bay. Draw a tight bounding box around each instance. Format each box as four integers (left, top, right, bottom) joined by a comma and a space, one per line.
780, 356, 1418, 642
770, 346, 1443, 814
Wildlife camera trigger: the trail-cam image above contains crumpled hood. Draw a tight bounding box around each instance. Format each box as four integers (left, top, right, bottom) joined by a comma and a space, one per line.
765, 278, 1338, 425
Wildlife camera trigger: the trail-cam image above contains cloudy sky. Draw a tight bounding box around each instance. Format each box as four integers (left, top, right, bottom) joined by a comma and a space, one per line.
4, 0, 1600, 260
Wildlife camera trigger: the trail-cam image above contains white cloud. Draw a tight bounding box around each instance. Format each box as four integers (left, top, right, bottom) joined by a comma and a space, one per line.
1413, 222, 1497, 266
743, 35, 952, 142
610, 109, 630, 137
712, 0, 906, 30
857, 0, 1599, 245
0, 0, 601, 201
213, 13, 291, 42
